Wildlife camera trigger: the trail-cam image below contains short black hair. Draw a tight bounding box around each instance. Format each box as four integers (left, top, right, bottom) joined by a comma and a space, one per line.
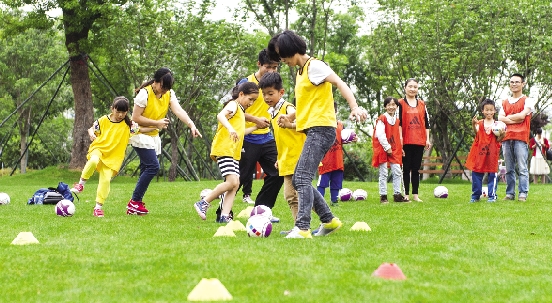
479, 98, 496, 111
384, 96, 399, 107
258, 72, 283, 90
258, 49, 278, 66
267, 30, 307, 62
510, 73, 525, 82
404, 78, 418, 88
536, 128, 543, 135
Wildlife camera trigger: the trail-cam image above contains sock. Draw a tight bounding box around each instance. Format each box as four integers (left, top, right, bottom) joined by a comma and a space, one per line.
79, 179, 87, 185
221, 213, 229, 217
95, 203, 102, 209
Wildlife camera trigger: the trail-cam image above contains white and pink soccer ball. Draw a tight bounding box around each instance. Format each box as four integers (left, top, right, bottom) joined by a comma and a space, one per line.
492, 121, 507, 136
55, 199, 75, 217
352, 189, 368, 200
433, 186, 449, 198
246, 215, 272, 238
0, 192, 10, 205
339, 188, 353, 201
250, 205, 272, 218
341, 129, 357, 144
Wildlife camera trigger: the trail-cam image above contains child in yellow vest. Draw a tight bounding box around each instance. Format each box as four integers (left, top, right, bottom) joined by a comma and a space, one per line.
194, 82, 260, 223
70, 97, 156, 217
258, 72, 306, 228
267, 30, 368, 238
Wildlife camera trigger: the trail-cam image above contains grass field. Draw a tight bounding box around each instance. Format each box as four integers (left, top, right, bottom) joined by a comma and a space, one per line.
1, 167, 552, 303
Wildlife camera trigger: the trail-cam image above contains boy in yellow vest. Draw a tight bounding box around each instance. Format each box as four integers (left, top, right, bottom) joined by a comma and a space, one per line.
258, 72, 306, 231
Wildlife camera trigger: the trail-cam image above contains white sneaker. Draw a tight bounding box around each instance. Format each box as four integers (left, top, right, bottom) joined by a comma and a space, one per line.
285, 226, 312, 239
243, 195, 255, 204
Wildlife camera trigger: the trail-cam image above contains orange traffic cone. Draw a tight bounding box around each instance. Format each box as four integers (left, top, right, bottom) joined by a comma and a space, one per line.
372, 263, 406, 280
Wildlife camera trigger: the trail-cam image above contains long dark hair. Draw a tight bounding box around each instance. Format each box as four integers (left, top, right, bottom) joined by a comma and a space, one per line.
223, 81, 259, 107
135, 67, 174, 94
112, 96, 132, 127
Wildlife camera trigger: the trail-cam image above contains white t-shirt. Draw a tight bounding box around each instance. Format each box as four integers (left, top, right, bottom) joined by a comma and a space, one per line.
308, 60, 333, 85
498, 96, 535, 116
134, 88, 178, 108
375, 113, 397, 151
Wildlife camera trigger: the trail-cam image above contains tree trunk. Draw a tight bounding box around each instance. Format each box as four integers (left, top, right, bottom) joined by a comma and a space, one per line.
18, 106, 31, 173
68, 57, 94, 169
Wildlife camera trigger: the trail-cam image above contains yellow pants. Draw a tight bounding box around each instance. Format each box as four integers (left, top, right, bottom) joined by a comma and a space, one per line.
283, 175, 298, 222
81, 151, 115, 205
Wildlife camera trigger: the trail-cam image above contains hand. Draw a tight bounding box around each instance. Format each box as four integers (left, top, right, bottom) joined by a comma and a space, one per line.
157, 118, 170, 129
190, 126, 202, 138
89, 133, 97, 141
425, 140, 431, 151
278, 115, 292, 128
274, 161, 279, 169
229, 130, 238, 142
472, 114, 478, 125
402, 149, 405, 157
255, 117, 270, 129
349, 107, 368, 123
386, 148, 392, 155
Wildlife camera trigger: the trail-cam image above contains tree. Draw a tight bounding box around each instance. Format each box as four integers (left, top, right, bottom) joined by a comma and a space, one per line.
0, 9, 72, 172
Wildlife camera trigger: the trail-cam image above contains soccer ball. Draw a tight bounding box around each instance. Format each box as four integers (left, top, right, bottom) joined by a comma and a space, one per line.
338, 188, 353, 201
0, 192, 10, 205
433, 186, 449, 198
55, 199, 75, 217
246, 215, 273, 238
492, 121, 507, 136
480, 186, 488, 199
250, 205, 272, 218
341, 129, 357, 144
352, 189, 368, 200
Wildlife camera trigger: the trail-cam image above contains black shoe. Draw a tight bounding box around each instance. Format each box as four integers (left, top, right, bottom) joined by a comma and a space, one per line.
393, 194, 410, 203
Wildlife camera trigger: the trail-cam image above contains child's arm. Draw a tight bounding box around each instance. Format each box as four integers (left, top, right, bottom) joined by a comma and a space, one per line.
218, 102, 239, 142
471, 115, 479, 134
87, 126, 96, 141
245, 125, 259, 135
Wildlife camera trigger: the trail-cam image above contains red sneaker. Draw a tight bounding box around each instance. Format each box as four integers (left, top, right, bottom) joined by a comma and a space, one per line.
93, 208, 104, 217
71, 183, 84, 193
127, 200, 149, 215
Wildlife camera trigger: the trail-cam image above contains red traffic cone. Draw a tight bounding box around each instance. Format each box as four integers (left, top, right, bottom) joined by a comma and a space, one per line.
372, 263, 406, 280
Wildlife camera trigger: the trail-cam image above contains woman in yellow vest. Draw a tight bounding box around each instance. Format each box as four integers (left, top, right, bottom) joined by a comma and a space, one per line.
267, 30, 368, 238
70, 97, 156, 217
128, 67, 202, 215
194, 82, 259, 223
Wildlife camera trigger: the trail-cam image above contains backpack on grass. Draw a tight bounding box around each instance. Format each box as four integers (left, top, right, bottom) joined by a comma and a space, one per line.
28, 182, 76, 205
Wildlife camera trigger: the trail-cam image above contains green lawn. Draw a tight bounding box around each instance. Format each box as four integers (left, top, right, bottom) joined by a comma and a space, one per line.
1, 167, 551, 302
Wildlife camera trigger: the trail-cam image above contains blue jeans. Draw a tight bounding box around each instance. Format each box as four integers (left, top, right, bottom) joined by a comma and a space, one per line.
293, 127, 336, 230
471, 172, 497, 200
131, 147, 160, 201
502, 140, 529, 198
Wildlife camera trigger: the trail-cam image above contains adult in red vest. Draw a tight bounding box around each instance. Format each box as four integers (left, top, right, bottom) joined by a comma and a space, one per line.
498, 73, 534, 201
398, 78, 431, 202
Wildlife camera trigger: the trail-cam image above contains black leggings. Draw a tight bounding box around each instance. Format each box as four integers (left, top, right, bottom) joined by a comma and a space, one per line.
402, 144, 425, 195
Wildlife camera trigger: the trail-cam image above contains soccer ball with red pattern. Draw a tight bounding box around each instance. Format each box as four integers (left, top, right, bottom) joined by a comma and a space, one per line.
246, 215, 272, 238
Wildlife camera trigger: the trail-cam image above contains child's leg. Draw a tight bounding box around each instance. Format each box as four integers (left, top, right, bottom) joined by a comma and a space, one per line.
283, 175, 298, 221
471, 171, 484, 201
390, 163, 402, 194
219, 174, 240, 215
81, 153, 101, 181
316, 173, 330, 198
96, 164, 114, 207
487, 172, 497, 200
378, 163, 388, 195
328, 170, 343, 203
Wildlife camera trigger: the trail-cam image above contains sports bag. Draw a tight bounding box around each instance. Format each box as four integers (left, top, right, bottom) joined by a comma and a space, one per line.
28, 182, 75, 205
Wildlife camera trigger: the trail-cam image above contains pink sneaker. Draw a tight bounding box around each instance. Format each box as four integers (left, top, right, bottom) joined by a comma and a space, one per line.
126, 200, 149, 215
71, 183, 84, 193
93, 208, 104, 217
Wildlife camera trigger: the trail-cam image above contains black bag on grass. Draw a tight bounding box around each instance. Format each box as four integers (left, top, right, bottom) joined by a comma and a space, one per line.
28, 182, 75, 205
